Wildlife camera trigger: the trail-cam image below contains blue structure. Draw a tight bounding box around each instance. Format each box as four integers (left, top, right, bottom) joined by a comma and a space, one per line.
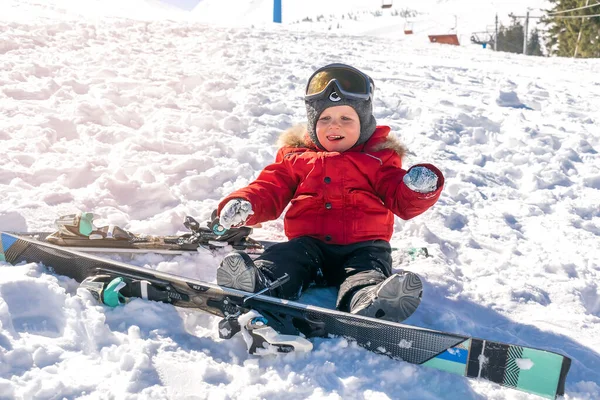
273, 0, 282, 23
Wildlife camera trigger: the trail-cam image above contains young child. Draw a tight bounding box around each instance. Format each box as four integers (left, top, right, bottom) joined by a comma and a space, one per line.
215, 63, 444, 322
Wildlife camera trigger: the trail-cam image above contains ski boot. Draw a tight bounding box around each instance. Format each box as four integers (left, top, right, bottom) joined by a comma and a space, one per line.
349, 271, 423, 322
216, 250, 270, 293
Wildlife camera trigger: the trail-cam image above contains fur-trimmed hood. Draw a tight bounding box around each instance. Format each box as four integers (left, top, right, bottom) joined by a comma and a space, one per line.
277, 124, 407, 159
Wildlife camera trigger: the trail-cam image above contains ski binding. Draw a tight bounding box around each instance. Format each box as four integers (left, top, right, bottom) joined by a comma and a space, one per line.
81, 272, 311, 355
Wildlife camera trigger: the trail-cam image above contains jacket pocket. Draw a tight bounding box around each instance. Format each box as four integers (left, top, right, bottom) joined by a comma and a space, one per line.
349, 190, 392, 236
284, 194, 321, 237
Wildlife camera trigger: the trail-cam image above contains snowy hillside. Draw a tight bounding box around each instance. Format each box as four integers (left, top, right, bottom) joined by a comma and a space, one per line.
1, 0, 600, 399
189, 0, 550, 46
3, 0, 186, 21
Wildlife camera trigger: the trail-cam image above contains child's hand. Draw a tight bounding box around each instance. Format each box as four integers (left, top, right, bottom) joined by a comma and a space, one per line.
219, 199, 254, 229
403, 166, 439, 193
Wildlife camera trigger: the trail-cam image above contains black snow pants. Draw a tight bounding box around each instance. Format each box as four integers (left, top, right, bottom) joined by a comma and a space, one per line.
253, 236, 393, 312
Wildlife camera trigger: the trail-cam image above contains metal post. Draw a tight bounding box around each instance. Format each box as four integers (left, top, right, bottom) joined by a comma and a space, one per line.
574, 0, 590, 57
522, 11, 529, 55
494, 13, 498, 51
273, 0, 282, 23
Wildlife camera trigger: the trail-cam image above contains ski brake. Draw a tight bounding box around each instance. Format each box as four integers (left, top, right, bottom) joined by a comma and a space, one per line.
217, 274, 312, 355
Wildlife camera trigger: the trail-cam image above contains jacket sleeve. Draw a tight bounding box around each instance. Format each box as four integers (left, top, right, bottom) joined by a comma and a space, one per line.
374, 151, 444, 220
217, 148, 298, 226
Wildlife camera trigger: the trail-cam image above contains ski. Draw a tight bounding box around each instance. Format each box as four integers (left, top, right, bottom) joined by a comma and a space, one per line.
10, 212, 429, 258
9, 212, 266, 254
0, 232, 570, 399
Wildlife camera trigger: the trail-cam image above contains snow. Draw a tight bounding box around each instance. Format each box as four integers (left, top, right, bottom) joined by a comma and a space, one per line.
1, 0, 600, 399
189, 0, 550, 48
517, 358, 535, 370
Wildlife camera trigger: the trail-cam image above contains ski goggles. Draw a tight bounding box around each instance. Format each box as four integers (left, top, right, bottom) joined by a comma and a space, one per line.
305, 64, 374, 102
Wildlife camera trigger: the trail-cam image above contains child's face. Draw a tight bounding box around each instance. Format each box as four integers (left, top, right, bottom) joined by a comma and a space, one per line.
315, 105, 361, 152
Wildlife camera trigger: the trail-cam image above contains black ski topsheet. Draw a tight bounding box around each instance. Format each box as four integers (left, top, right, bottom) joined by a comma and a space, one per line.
0, 232, 570, 399
9, 231, 274, 254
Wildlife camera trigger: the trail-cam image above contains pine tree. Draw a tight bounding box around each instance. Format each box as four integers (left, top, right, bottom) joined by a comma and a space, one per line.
493, 18, 544, 55
528, 29, 544, 56
543, 0, 600, 57
496, 19, 524, 53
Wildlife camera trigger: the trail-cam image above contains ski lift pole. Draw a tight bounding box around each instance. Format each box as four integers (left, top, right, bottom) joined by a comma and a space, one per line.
273, 0, 282, 23
495, 14, 498, 51
509, 12, 542, 55
523, 11, 529, 55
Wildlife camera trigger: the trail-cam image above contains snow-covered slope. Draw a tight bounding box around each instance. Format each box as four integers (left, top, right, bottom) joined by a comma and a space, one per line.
190, 0, 550, 45
2, 0, 186, 21
1, 0, 599, 399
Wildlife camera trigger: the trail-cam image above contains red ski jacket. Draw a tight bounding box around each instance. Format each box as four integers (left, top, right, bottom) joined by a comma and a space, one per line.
218, 125, 444, 245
